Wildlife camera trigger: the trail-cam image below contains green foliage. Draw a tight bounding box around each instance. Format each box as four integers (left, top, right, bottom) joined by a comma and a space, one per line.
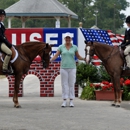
76, 63, 111, 88
76, 63, 100, 88
0, 0, 128, 30
59, 0, 129, 32
92, 0, 129, 32
98, 65, 111, 82
122, 86, 130, 100
80, 78, 95, 100
116, 27, 126, 35
0, 0, 19, 9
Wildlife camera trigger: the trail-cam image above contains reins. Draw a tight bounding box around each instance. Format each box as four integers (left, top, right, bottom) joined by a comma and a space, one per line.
101, 47, 114, 62
93, 44, 119, 63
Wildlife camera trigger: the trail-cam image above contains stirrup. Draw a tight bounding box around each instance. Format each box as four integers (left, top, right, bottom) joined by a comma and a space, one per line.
121, 64, 126, 70
2, 69, 13, 74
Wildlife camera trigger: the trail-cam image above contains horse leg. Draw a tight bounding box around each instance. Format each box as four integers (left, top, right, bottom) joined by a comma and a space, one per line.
112, 75, 121, 107
111, 77, 117, 106
13, 75, 22, 108
116, 87, 122, 107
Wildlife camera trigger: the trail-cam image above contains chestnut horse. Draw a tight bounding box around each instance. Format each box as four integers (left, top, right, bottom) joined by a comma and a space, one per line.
84, 41, 129, 107
0, 41, 52, 108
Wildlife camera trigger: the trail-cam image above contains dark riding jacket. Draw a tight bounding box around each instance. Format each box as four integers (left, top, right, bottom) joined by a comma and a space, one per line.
0, 22, 12, 48
121, 29, 130, 47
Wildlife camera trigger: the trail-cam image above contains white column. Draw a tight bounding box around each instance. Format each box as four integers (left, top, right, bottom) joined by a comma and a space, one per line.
55, 17, 60, 28
21, 17, 27, 28
68, 16, 71, 27
22, 21, 25, 28
8, 17, 12, 28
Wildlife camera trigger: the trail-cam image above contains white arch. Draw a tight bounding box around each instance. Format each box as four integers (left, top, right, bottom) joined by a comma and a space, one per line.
23, 74, 40, 97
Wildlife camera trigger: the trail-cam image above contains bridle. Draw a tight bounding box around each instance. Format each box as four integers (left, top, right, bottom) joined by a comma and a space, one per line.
85, 43, 116, 63
41, 46, 52, 68
85, 44, 95, 63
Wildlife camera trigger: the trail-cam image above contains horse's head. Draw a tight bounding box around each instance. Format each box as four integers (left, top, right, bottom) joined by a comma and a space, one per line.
40, 43, 52, 68
84, 41, 95, 64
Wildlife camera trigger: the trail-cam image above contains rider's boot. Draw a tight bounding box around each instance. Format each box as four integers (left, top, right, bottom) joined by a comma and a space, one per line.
2, 55, 12, 74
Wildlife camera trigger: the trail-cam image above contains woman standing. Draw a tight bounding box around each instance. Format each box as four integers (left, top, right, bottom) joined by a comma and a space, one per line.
50, 32, 85, 107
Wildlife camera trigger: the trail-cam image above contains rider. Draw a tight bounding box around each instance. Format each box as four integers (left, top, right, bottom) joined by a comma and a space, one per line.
121, 16, 130, 70
0, 9, 12, 74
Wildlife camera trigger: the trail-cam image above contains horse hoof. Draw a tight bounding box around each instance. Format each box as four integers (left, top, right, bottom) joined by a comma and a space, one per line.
14, 105, 21, 108
116, 105, 120, 108
111, 104, 116, 106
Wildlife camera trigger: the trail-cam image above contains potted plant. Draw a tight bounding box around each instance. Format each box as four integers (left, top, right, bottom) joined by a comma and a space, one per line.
91, 81, 123, 100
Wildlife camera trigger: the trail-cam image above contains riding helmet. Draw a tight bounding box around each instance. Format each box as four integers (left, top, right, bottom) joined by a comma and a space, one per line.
0, 9, 6, 16
126, 16, 130, 23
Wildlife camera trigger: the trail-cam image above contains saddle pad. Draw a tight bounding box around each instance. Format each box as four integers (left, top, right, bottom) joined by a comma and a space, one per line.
1, 46, 18, 63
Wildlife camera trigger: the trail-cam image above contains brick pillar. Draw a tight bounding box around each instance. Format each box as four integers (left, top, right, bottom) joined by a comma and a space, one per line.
7, 75, 23, 97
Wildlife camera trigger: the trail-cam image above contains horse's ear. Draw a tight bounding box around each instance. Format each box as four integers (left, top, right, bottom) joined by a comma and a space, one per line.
46, 43, 49, 48
90, 41, 93, 45
84, 41, 93, 45
84, 40, 87, 44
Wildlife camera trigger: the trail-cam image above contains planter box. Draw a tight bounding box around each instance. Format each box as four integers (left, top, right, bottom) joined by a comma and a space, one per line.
95, 90, 123, 101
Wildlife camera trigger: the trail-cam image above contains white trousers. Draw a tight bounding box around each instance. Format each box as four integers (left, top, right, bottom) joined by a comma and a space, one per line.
60, 69, 76, 100
124, 45, 130, 67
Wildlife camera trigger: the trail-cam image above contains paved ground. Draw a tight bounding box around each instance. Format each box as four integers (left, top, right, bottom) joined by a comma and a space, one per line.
0, 76, 130, 130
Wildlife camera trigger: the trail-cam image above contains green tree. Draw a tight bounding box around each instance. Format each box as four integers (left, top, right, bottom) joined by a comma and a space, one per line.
58, 0, 94, 27
116, 27, 126, 34
59, 0, 129, 31
91, 0, 129, 32
0, 0, 129, 30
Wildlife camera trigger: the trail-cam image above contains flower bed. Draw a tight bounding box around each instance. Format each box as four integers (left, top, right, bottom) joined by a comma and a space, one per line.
91, 81, 123, 101
91, 81, 114, 91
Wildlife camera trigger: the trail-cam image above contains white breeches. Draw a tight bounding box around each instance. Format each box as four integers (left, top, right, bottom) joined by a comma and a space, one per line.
124, 45, 130, 67
60, 68, 76, 100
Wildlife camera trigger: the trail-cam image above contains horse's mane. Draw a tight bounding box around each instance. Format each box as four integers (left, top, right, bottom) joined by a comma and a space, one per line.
94, 42, 113, 48
20, 41, 46, 47
94, 42, 113, 51
15, 41, 47, 54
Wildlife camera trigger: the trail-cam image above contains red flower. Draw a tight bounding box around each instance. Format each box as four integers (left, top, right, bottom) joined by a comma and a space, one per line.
109, 83, 113, 88
90, 83, 94, 87
102, 81, 109, 85
102, 86, 108, 90
124, 79, 130, 86
93, 81, 114, 91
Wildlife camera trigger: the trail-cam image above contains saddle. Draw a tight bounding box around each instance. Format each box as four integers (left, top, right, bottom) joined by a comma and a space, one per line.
0, 46, 18, 74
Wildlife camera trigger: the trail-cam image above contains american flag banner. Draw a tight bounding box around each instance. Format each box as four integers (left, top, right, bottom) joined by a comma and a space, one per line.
80, 28, 124, 66
107, 30, 125, 46
80, 28, 113, 46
